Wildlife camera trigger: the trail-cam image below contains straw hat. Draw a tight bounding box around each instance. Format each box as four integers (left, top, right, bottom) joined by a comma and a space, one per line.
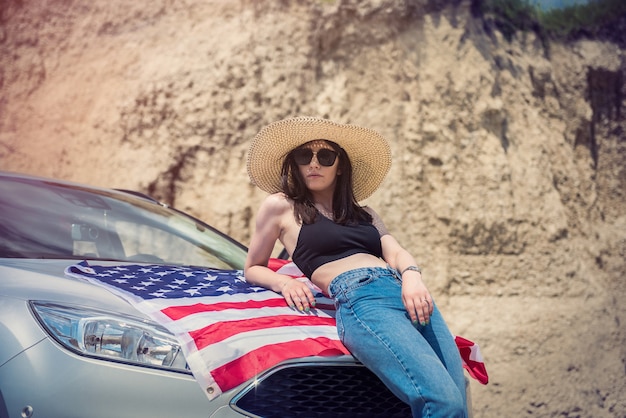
247, 116, 391, 201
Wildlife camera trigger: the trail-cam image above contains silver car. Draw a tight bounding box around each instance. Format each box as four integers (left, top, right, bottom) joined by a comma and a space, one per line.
1, 171, 454, 418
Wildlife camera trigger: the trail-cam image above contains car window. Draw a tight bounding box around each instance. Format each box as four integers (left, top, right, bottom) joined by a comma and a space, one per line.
0, 176, 247, 269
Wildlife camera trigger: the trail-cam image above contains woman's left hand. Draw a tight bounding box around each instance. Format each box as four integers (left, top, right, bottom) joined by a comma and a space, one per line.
401, 274, 433, 326
378, 233, 434, 326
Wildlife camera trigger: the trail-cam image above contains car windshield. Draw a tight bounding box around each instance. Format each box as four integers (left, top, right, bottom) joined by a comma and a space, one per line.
0, 175, 247, 269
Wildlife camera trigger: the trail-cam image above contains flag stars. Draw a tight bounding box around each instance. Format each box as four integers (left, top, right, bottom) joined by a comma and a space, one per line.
150, 292, 168, 298
71, 262, 282, 299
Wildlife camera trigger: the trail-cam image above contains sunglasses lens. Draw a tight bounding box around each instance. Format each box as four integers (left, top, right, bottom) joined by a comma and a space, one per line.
317, 149, 337, 166
293, 149, 314, 165
293, 148, 337, 166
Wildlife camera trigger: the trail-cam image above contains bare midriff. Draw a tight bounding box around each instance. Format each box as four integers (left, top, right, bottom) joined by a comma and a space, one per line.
309, 253, 388, 295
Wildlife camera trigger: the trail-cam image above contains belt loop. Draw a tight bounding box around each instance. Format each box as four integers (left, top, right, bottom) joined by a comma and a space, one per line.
387, 264, 399, 279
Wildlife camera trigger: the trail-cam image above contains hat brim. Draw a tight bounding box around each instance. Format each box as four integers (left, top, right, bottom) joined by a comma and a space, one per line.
247, 117, 391, 201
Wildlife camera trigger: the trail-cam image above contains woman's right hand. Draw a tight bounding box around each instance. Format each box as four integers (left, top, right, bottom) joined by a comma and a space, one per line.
280, 278, 316, 312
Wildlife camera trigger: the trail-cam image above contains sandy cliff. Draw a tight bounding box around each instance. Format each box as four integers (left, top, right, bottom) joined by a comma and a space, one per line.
1, 0, 624, 416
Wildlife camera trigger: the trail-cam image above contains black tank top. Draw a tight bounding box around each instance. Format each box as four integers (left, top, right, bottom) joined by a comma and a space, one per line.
292, 213, 383, 278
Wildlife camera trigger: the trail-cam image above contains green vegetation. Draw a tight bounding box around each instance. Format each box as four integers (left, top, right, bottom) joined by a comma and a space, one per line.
479, 0, 626, 41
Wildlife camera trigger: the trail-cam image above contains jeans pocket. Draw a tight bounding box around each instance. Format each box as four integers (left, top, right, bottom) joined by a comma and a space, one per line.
347, 273, 377, 291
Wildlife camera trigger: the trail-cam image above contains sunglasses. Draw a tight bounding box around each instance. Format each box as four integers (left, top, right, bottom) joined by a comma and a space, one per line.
292, 148, 338, 167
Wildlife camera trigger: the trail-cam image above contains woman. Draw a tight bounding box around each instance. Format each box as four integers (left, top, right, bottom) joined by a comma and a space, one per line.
245, 116, 467, 417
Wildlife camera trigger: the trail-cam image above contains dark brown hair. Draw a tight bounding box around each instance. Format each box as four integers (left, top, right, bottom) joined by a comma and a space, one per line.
280, 140, 373, 225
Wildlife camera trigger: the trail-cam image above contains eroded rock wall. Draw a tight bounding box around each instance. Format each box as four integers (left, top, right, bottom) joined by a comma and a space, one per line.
1, 0, 624, 416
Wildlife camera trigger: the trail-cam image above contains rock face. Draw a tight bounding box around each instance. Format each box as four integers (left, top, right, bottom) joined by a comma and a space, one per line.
1, 0, 624, 416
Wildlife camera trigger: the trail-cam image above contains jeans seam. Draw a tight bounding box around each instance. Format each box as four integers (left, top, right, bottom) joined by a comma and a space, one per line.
348, 305, 427, 410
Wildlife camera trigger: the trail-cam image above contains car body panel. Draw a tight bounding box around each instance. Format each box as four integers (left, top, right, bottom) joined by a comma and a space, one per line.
0, 259, 221, 418
0, 333, 215, 418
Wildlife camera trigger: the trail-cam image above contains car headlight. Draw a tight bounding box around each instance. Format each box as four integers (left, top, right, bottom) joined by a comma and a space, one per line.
30, 301, 189, 373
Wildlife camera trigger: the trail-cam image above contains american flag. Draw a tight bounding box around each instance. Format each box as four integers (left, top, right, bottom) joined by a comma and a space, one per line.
65, 260, 488, 401
65, 259, 349, 400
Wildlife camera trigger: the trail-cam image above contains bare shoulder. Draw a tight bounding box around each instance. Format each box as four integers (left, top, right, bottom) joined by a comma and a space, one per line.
363, 205, 382, 220
260, 193, 293, 215
255, 193, 299, 251
255, 193, 295, 225
363, 205, 389, 236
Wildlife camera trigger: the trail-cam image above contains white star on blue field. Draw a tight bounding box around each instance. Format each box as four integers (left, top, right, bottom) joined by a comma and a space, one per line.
69, 261, 266, 299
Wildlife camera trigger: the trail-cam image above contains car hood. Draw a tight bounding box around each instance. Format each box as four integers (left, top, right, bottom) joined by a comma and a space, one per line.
0, 258, 155, 319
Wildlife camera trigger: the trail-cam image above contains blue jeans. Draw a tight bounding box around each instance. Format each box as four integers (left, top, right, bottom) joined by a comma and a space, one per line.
328, 267, 467, 418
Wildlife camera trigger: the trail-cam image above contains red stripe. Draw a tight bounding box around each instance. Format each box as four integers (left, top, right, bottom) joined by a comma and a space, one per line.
191, 315, 338, 349
267, 258, 292, 271
210, 337, 350, 391
161, 298, 286, 320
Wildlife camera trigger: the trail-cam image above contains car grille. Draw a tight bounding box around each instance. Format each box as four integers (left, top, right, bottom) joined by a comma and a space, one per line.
232, 363, 411, 418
